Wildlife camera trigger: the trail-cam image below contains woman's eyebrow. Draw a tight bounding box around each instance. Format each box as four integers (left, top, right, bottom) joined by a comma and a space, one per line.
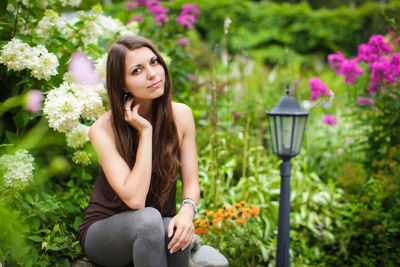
128, 55, 157, 71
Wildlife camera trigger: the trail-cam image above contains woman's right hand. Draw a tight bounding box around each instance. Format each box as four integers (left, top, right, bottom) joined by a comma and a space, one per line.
124, 97, 152, 134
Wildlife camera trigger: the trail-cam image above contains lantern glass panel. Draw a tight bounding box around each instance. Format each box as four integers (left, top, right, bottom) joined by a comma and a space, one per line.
279, 116, 294, 156
292, 116, 307, 155
268, 116, 278, 154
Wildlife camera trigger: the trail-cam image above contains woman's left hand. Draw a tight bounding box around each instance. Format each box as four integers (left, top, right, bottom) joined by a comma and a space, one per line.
167, 205, 195, 254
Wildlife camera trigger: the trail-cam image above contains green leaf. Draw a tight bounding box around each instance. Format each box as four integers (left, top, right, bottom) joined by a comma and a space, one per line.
6, 130, 19, 145
46, 244, 61, 251
13, 111, 29, 128
27, 235, 44, 242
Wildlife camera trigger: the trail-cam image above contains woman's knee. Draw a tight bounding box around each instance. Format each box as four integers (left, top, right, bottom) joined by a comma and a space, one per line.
133, 207, 164, 241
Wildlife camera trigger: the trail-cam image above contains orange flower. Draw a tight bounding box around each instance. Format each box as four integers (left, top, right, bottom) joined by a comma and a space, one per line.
242, 211, 251, 218
250, 205, 260, 216
235, 218, 246, 225
203, 230, 209, 235
212, 217, 223, 224
227, 222, 232, 227
240, 200, 247, 207
196, 228, 203, 234
214, 225, 220, 229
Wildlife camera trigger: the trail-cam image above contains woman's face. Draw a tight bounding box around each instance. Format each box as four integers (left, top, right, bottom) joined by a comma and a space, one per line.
124, 46, 165, 100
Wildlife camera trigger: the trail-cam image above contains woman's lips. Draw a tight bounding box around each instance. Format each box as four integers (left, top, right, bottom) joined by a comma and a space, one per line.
148, 80, 162, 88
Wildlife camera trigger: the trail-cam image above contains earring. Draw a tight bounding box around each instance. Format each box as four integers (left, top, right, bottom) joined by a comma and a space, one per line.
122, 93, 128, 105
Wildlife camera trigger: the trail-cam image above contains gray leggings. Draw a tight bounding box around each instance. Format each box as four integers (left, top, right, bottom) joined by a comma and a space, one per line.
84, 207, 190, 267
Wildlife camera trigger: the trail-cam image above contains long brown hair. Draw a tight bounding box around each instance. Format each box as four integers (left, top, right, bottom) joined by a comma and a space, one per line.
106, 35, 179, 207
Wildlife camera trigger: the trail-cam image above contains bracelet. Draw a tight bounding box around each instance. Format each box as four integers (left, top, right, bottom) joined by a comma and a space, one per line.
181, 198, 198, 217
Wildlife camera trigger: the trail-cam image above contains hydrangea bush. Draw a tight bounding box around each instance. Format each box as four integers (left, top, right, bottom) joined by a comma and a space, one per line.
0, 0, 200, 265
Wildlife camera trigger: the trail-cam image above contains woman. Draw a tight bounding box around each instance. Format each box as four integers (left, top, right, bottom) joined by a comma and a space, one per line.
78, 35, 200, 267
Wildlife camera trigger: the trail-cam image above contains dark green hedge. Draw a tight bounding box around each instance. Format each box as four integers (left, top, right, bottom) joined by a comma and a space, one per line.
169, 0, 400, 60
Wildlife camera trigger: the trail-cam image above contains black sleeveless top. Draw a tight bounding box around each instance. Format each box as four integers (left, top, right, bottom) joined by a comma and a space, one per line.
78, 167, 177, 251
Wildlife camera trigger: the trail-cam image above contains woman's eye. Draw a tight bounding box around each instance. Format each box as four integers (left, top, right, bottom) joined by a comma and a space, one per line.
151, 59, 159, 65
132, 68, 141, 75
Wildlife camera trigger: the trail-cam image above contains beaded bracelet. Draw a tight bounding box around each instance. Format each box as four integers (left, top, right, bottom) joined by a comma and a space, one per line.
181, 198, 198, 217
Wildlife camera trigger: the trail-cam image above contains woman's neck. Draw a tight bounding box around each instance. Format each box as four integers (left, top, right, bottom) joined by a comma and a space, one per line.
136, 98, 153, 121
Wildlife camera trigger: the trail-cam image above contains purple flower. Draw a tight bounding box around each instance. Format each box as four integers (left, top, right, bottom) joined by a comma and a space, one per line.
308, 77, 332, 101
323, 115, 337, 126
328, 51, 345, 69
316, 225, 323, 231
390, 53, 400, 77
127, 15, 143, 24
126, 1, 138, 11
26, 90, 43, 113
68, 53, 101, 85
336, 59, 364, 84
332, 245, 338, 250
177, 38, 189, 46
357, 97, 374, 106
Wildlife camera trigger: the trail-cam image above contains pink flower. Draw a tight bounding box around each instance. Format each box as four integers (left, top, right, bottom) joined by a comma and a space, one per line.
328, 51, 345, 69
177, 38, 189, 46
176, 3, 200, 30
337, 148, 344, 154
308, 77, 332, 101
336, 59, 364, 84
68, 53, 101, 85
127, 15, 143, 24
357, 35, 391, 63
188, 73, 195, 81
397, 36, 400, 46
357, 97, 374, 106
26, 90, 43, 113
126, 1, 138, 11
323, 114, 337, 126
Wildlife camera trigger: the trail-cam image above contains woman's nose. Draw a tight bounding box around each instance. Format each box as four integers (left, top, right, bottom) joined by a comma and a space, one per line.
146, 67, 156, 79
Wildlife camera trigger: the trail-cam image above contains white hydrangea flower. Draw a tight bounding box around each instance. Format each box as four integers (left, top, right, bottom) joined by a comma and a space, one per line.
95, 53, 107, 81
36, 9, 69, 38
72, 150, 91, 166
96, 15, 125, 40
0, 38, 59, 80
119, 21, 139, 37
81, 20, 103, 47
66, 123, 90, 149
59, 0, 81, 7
71, 83, 105, 120
0, 149, 34, 189
43, 82, 81, 132
29, 45, 59, 80
0, 38, 31, 71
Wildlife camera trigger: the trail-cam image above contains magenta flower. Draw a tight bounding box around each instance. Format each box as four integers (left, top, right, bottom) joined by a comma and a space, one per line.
126, 1, 138, 11
357, 97, 374, 106
323, 115, 337, 126
308, 77, 332, 101
328, 51, 345, 69
336, 59, 364, 84
357, 35, 391, 63
26, 90, 43, 113
176, 3, 200, 30
133, 0, 169, 26
390, 53, 400, 77
177, 38, 189, 46
127, 15, 143, 24
316, 225, 322, 231
68, 53, 101, 85
397, 36, 400, 46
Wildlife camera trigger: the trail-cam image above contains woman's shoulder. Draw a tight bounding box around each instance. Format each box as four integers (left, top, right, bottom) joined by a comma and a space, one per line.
172, 102, 192, 116
89, 111, 114, 141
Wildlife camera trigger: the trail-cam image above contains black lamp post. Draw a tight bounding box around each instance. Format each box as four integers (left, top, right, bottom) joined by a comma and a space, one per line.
266, 84, 309, 267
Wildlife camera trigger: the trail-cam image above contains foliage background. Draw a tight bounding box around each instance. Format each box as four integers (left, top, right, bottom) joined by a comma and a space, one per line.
0, 0, 399, 266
